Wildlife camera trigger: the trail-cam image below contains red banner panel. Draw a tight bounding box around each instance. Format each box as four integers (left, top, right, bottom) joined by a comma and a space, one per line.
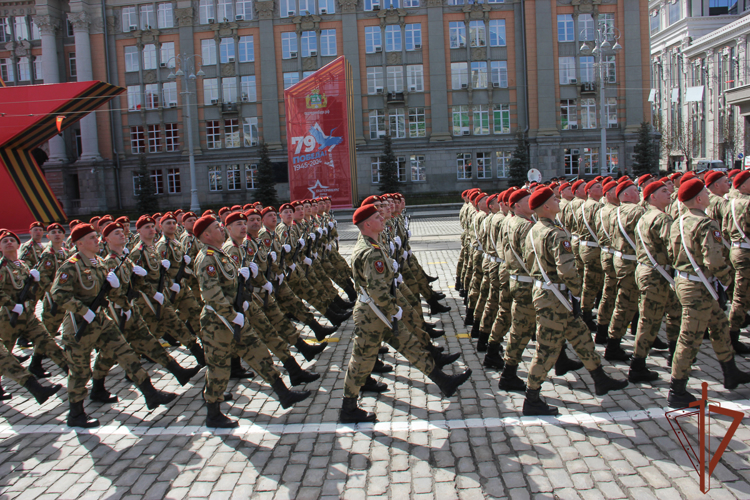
284, 56, 357, 208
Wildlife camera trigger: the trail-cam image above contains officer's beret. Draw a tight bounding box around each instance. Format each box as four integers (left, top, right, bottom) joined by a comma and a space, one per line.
102, 222, 124, 239
245, 208, 261, 217
728, 169, 741, 179
682, 171, 696, 182
678, 178, 705, 202
602, 180, 618, 194
136, 215, 155, 230
279, 203, 293, 212
29, 221, 44, 231
47, 223, 65, 233
225, 212, 247, 226
733, 170, 750, 189
115, 216, 130, 225
584, 179, 599, 193
643, 181, 665, 201
174, 209, 184, 216
202, 209, 216, 217
361, 195, 380, 206
353, 204, 378, 225
194, 215, 217, 238
89, 216, 101, 225
0, 229, 20, 244
615, 180, 635, 199
571, 179, 585, 193
182, 212, 197, 221
559, 181, 571, 192
71, 223, 96, 242
704, 170, 726, 187
68, 219, 82, 230
637, 174, 653, 186
231, 205, 242, 211
509, 189, 531, 207
160, 212, 177, 224
602, 176, 613, 184
529, 187, 554, 211
617, 175, 631, 184
261, 206, 277, 217
218, 207, 231, 216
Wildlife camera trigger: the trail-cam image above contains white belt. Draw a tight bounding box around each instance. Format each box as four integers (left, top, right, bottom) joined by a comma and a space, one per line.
571, 235, 580, 242
579, 240, 599, 248
533, 280, 567, 291
613, 250, 637, 261
600, 246, 612, 254
731, 242, 750, 249
358, 294, 369, 303
510, 274, 533, 283
676, 271, 703, 282
638, 261, 673, 272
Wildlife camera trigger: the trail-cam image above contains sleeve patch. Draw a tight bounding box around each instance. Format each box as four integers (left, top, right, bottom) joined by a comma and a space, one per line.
231, 254, 239, 264
263, 238, 272, 247
206, 265, 217, 277
562, 240, 572, 252
44, 260, 52, 268
713, 230, 723, 243
161, 250, 167, 258
59, 272, 69, 284
374, 260, 385, 274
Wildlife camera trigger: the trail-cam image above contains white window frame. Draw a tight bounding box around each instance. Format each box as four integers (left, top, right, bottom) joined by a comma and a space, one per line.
457, 153, 472, 179
243, 117, 258, 146
410, 154, 426, 181
449, 22, 466, 49
208, 166, 223, 191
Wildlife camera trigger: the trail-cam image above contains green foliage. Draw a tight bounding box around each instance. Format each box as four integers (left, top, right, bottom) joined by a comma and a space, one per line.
508, 136, 530, 187
135, 155, 159, 214
254, 142, 279, 207
632, 122, 659, 176
378, 134, 401, 195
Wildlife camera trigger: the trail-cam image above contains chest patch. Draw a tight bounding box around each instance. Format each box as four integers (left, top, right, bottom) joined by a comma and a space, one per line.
562, 240, 572, 252
161, 250, 167, 258
231, 254, 239, 264
713, 230, 723, 243
283, 231, 288, 239
207, 265, 217, 277
59, 272, 69, 284
374, 260, 385, 274
44, 260, 53, 268
263, 238, 272, 248
248, 248, 255, 257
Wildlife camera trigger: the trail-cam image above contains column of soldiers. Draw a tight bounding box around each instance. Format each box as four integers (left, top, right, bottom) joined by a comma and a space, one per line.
457, 168, 750, 412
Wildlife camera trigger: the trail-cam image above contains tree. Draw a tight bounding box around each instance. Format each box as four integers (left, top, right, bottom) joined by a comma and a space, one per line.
378, 134, 400, 195
135, 155, 158, 214
721, 111, 744, 169
254, 142, 279, 207
632, 122, 659, 176
670, 117, 701, 172
508, 135, 529, 187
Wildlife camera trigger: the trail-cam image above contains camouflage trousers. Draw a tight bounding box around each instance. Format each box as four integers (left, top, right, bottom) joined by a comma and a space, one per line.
402, 264, 425, 307
456, 241, 467, 283
461, 245, 477, 298
526, 288, 601, 391
330, 248, 352, 278
488, 284, 513, 344
597, 252, 618, 327
245, 296, 293, 363
137, 293, 199, 348
60, 312, 148, 403
200, 309, 280, 404
0, 309, 66, 370
343, 303, 435, 398
322, 258, 349, 290
633, 266, 681, 359
479, 260, 502, 332
406, 256, 433, 300
398, 280, 423, 317
474, 256, 494, 323
572, 239, 584, 276
397, 286, 431, 348
275, 279, 315, 325
504, 279, 536, 366
172, 284, 203, 328
306, 263, 338, 303
729, 248, 750, 332
672, 279, 734, 380
579, 245, 604, 312
288, 268, 331, 313
41, 294, 66, 335
608, 261, 639, 340
0, 341, 32, 386
467, 251, 484, 309
261, 293, 301, 345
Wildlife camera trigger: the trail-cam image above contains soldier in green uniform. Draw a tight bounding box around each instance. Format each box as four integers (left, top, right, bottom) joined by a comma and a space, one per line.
560, 180, 586, 276
724, 171, 750, 354
18, 221, 45, 268
594, 180, 619, 344
576, 179, 604, 332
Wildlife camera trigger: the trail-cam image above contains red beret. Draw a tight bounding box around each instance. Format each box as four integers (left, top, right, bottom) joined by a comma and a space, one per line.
245, 208, 261, 217
487, 193, 499, 205
670, 172, 683, 182
734, 170, 750, 189
115, 216, 130, 225
225, 212, 247, 226
242, 204, 253, 211
89, 216, 101, 224
362, 195, 380, 206
261, 206, 277, 217
231, 205, 242, 211
529, 187, 554, 211
616, 180, 635, 199
102, 222, 124, 239
47, 223, 65, 233
160, 212, 177, 224
602, 180, 618, 194
218, 207, 231, 216
529, 182, 538, 189
704, 170, 726, 187
549, 182, 559, 190
678, 178, 705, 202
152, 213, 162, 220
71, 223, 96, 242
99, 215, 114, 225
202, 209, 216, 217
571, 179, 585, 193
136, 215, 155, 230
68, 219, 82, 230
584, 179, 599, 193
682, 171, 696, 182
353, 204, 379, 225
194, 215, 217, 238
29, 221, 44, 230
602, 176, 613, 184
659, 177, 670, 183
0, 229, 20, 244
174, 209, 184, 216
637, 174, 653, 186
617, 175, 631, 184
475, 192, 488, 204
728, 169, 741, 179
290, 200, 302, 208
302, 199, 312, 205
559, 181, 571, 191
279, 203, 293, 212
182, 212, 197, 220
508, 189, 531, 207
593, 175, 603, 182
643, 180, 665, 202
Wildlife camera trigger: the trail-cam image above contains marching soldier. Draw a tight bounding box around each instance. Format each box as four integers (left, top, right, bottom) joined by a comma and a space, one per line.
726, 170, 750, 354
594, 180, 619, 344
19, 221, 45, 268
576, 179, 604, 332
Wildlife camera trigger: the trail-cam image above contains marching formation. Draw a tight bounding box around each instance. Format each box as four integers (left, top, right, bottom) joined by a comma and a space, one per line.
457, 169, 750, 414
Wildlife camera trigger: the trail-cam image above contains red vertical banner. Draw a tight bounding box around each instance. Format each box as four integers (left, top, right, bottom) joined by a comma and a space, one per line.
284, 56, 357, 208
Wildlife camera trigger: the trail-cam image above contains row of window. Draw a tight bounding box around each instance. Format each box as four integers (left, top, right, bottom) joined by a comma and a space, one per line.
0, 56, 44, 82
650, 1, 682, 35
363, 24, 422, 54
366, 65, 424, 93
122, 3, 176, 31
559, 55, 615, 85
130, 123, 180, 153
560, 98, 618, 130
206, 118, 259, 149
562, 147, 619, 176
450, 61, 508, 89
447, 20, 506, 49
208, 164, 258, 191
0, 16, 41, 42
453, 151, 512, 179
369, 108, 426, 139
371, 155, 427, 183
449, 105, 511, 136
133, 167, 182, 195
557, 14, 614, 43
124, 42, 178, 72
280, 30, 337, 59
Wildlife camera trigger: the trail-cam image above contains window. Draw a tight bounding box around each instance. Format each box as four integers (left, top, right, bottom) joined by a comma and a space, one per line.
489, 19, 506, 47
408, 107, 425, 138
366, 0, 401, 9
141, 44, 156, 70
201, 39, 217, 65
365, 26, 381, 53
167, 168, 181, 193
127, 85, 142, 111
601, 13, 615, 32
369, 110, 386, 139
284, 72, 300, 89
319, 0, 336, 14
148, 125, 162, 153
241, 75, 256, 102
165, 123, 179, 152
145, 83, 159, 109
158, 3, 174, 28
561, 99, 577, 130
581, 98, 596, 129
225, 119, 240, 148
238, 36, 254, 62
564, 148, 578, 175
281, 0, 296, 17
387, 66, 403, 92
496, 151, 511, 177
559, 56, 575, 84
243, 117, 258, 146
208, 166, 223, 191
471, 62, 487, 89
31, 20, 40, 40
476, 152, 491, 179
411, 155, 426, 181
237, 0, 254, 20
0, 58, 13, 83
371, 157, 383, 183
606, 97, 617, 128
199, 0, 215, 24
160, 42, 175, 68
227, 164, 242, 189
473, 105, 490, 135
606, 147, 618, 173
406, 65, 423, 92
604, 55, 615, 82
405, 24, 421, 50
282, 32, 298, 59
140, 5, 155, 30
301, 31, 317, 57
650, 9, 660, 34
578, 14, 594, 41
385, 25, 402, 52
223, 77, 237, 103
163, 81, 177, 106
133, 172, 143, 195
580, 56, 594, 83
123, 7, 137, 31
389, 108, 406, 139
203, 78, 219, 104
367, 67, 384, 94
404, 0, 420, 6
493, 104, 510, 134
220, 38, 235, 63
490, 61, 508, 88
67, 20, 75, 37
449, 22, 466, 49
669, 0, 681, 25
68, 53, 76, 79
452, 105, 470, 135
397, 157, 407, 182
303, 70, 315, 79
558, 15, 574, 42
16, 57, 29, 81
13, 16, 27, 40
469, 21, 486, 47
581, 147, 598, 175
218, 0, 234, 22
457, 153, 472, 179
33, 56, 42, 80
206, 120, 221, 149
451, 62, 469, 89
0, 19, 9, 43
320, 30, 336, 56
131, 126, 145, 154
299, 0, 313, 15
245, 164, 257, 189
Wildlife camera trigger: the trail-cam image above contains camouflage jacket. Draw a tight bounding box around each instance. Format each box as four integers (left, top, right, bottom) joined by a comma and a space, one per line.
635, 204, 674, 270
670, 208, 733, 286
18, 240, 44, 268
51, 253, 113, 317
194, 244, 240, 321
0, 257, 40, 310
37, 245, 72, 295
224, 236, 271, 289
275, 221, 302, 266
155, 234, 192, 282
611, 202, 646, 260
503, 214, 534, 277
526, 217, 582, 296
179, 231, 202, 263
486, 211, 506, 257
596, 202, 618, 250
352, 234, 398, 318
128, 241, 171, 299
101, 251, 139, 313
725, 196, 750, 245
706, 193, 731, 248
576, 198, 602, 244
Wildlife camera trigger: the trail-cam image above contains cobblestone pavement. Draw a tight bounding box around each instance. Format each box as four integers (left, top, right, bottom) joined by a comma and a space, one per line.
2, 215, 750, 500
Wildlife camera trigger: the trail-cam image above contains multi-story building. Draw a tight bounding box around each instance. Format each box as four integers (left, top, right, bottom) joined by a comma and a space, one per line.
1, 0, 650, 215
649, 0, 750, 171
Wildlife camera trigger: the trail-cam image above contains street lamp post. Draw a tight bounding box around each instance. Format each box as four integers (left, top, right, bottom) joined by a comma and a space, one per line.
580, 22, 622, 176
167, 55, 205, 213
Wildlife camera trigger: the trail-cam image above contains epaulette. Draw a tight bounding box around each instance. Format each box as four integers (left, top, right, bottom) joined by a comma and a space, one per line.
207, 249, 214, 256
70, 254, 79, 263
371, 243, 380, 249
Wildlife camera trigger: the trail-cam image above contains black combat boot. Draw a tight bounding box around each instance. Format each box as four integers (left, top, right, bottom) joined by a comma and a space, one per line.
667, 378, 697, 408
206, 401, 238, 428
361, 375, 388, 393
13, 353, 30, 364
483, 343, 505, 370
428, 296, 451, 314
628, 357, 659, 383
89, 378, 119, 403
295, 338, 328, 361
340, 397, 377, 423
744, 313, 750, 329
23, 377, 62, 405
432, 291, 446, 300
16, 336, 31, 348
582, 311, 597, 333
230, 357, 254, 379
343, 280, 358, 302
470, 322, 481, 339
427, 344, 460, 369
137, 378, 177, 410
604, 337, 631, 362
308, 319, 338, 341
426, 274, 439, 283
477, 330, 490, 352
595, 323, 609, 345
372, 359, 393, 373
589, 366, 629, 396
162, 333, 180, 347
464, 307, 474, 326
378, 345, 389, 355
730, 330, 750, 356
28, 354, 51, 379
325, 305, 351, 325
459, 289, 467, 298
333, 295, 355, 310
283, 357, 321, 386
651, 336, 669, 350
0, 382, 12, 401
554, 347, 584, 376
166, 360, 203, 386
720, 357, 750, 389
667, 340, 677, 367
67, 400, 99, 428
189, 342, 206, 367
428, 367, 472, 398
455, 276, 462, 292
522, 388, 558, 416
271, 377, 311, 408
424, 322, 445, 339
498, 364, 526, 392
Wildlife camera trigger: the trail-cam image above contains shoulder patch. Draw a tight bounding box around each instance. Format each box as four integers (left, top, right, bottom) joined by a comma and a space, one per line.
59, 272, 69, 284
206, 265, 217, 277
713, 230, 723, 243
374, 260, 385, 274
207, 249, 214, 255
44, 260, 52, 268
371, 243, 380, 249
263, 238, 271, 247
248, 248, 255, 257
70, 255, 79, 263
161, 250, 167, 258
231, 254, 239, 264
283, 231, 288, 238
562, 240, 572, 252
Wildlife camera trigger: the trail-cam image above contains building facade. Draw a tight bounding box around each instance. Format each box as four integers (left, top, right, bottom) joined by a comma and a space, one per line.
1, 0, 650, 214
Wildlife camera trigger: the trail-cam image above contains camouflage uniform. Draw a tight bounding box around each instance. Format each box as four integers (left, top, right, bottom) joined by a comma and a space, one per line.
479, 210, 506, 333
155, 234, 202, 331
461, 204, 478, 293
576, 198, 604, 313
596, 201, 618, 329
725, 197, 750, 333
279, 221, 335, 312
467, 210, 490, 310
178, 231, 204, 304
0, 341, 36, 386
502, 214, 536, 365
18, 240, 44, 268
456, 201, 472, 285
487, 217, 513, 345
37, 245, 73, 334
560, 197, 585, 274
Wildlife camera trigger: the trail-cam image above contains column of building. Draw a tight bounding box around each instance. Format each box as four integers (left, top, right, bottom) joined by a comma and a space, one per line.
340, 0, 365, 144
256, 0, 282, 150
426, 0, 451, 142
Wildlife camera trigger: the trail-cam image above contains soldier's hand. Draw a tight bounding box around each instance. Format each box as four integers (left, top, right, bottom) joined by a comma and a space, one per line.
184, 255, 191, 265
313, 252, 318, 259
232, 312, 245, 327
290, 263, 297, 273
161, 259, 171, 270
407, 230, 412, 238
316, 228, 323, 236
269, 251, 277, 262
283, 244, 291, 253
132, 265, 148, 277
123, 247, 130, 255
153, 292, 164, 305
298, 237, 306, 248
309, 232, 316, 241
29, 269, 40, 282
392, 307, 403, 321
326, 244, 332, 251
82, 309, 96, 323
328, 221, 334, 229
276, 273, 284, 284
403, 250, 408, 261
394, 236, 402, 248
242, 301, 249, 311
322, 227, 328, 235
248, 262, 259, 278
122, 309, 132, 321
170, 283, 180, 293
396, 273, 403, 285
106, 272, 121, 288
262, 282, 273, 294
239, 267, 251, 280
11, 303, 23, 315
304, 257, 313, 266
392, 260, 399, 272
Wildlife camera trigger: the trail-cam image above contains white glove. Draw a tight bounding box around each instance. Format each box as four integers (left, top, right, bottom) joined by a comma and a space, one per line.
283, 244, 291, 253
303, 257, 313, 266
248, 262, 259, 278
11, 303, 23, 315
389, 242, 395, 254
326, 244, 332, 251
298, 237, 306, 248
106, 272, 120, 289
242, 301, 249, 311
313, 252, 318, 259
269, 251, 277, 262
392, 260, 399, 272
394, 236, 402, 248
276, 273, 284, 284
309, 232, 316, 241
29, 269, 40, 282
323, 227, 328, 235
403, 250, 408, 261
397, 273, 404, 285
153, 292, 164, 305
132, 265, 147, 277
262, 282, 273, 294
123, 247, 130, 255
290, 263, 297, 273
161, 259, 171, 270
407, 230, 412, 238
392, 307, 403, 321
328, 221, 334, 229
122, 309, 132, 321
232, 312, 244, 327
184, 255, 191, 265
239, 267, 250, 280
170, 283, 180, 293
83, 309, 96, 323
316, 228, 323, 236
